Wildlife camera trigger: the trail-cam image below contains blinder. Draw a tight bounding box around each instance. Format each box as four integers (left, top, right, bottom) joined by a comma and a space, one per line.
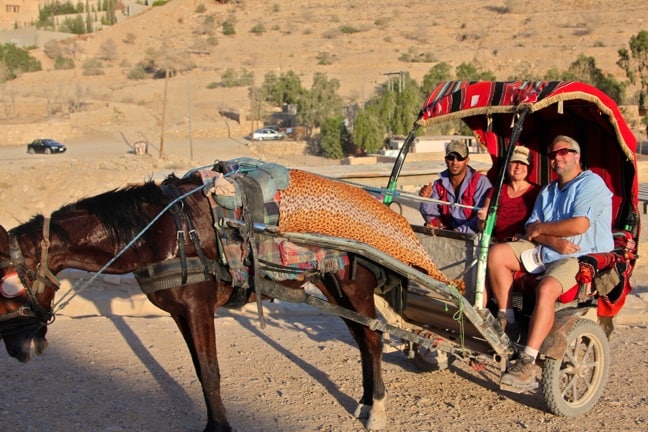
0, 218, 60, 336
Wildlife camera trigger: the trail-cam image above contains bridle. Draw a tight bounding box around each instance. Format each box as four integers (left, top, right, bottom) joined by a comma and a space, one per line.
0, 217, 60, 336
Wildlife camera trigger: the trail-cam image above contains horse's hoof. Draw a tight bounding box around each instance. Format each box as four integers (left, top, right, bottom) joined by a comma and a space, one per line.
203, 421, 232, 432
365, 398, 387, 431
354, 399, 387, 430
353, 403, 371, 420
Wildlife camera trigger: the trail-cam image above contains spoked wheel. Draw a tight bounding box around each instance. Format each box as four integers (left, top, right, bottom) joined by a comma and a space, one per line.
542, 318, 610, 416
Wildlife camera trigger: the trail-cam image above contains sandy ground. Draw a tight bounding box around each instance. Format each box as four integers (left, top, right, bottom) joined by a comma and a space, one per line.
0, 138, 647, 432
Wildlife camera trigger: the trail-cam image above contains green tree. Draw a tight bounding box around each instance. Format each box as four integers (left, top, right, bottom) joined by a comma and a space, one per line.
559, 54, 624, 104
421, 62, 453, 97
617, 30, 648, 108
455, 62, 496, 81
371, 73, 421, 136
297, 72, 344, 132
261, 70, 304, 105
353, 108, 385, 154
320, 116, 346, 159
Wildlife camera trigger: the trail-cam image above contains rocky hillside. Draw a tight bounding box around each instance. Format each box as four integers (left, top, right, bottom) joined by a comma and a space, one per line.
1, 0, 647, 145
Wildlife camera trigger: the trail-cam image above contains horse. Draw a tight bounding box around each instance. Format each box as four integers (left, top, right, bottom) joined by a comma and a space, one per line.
0, 162, 454, 431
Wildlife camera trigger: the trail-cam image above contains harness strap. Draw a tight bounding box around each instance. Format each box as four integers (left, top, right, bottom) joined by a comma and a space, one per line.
38, 217, 61, 293
162, 184, 189, 285
238, 179, 266, 328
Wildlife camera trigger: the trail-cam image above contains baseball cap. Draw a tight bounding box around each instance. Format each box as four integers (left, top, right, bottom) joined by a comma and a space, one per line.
510, 146, 532, 165
445, 140, 469, 158
520, 245, 545, 274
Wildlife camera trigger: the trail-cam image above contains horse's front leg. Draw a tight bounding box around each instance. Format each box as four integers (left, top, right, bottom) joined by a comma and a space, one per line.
150, 285, 231, 432
182, 305, 231, 432
346, 321, 387, 431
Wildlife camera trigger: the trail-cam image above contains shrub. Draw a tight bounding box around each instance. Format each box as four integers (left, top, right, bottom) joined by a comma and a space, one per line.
195, 3, 206, 13
222, 20, 235, 35
250, 23, 265, 35
82, 58, 104, 75
316, 52, 333, 65
0, 43, 42, 80
124, 32, 136, 44
339, 25, 359, 34
54, 55, 75, 70
43, 39, 62, 60
127, 65, 147, 80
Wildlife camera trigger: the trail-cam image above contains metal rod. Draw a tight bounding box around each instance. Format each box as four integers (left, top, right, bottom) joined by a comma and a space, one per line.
474, 108, 529, 310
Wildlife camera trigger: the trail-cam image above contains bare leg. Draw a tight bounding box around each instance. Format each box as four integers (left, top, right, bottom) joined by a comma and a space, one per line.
526, 277, 562, 351
488, 243, 522, 309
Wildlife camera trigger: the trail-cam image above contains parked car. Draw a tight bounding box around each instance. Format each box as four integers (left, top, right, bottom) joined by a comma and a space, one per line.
252, 128, 285, 141
26, 139, 67, 154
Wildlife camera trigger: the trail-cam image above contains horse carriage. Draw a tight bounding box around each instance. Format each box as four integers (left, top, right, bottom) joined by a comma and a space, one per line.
0, 81, 639, 431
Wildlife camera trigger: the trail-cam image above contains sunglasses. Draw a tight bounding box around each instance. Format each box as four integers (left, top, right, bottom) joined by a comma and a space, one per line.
547, 148, 577, 159
445, 154, 467, 162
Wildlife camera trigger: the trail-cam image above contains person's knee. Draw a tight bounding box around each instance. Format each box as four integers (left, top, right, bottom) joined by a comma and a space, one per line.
488, 243, 518, 270
535, 277, 563, 304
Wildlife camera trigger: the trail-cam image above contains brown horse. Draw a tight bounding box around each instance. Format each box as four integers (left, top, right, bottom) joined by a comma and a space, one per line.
0, 166, 449, 431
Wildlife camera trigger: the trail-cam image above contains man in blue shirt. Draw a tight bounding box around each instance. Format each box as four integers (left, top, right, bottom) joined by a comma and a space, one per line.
488, 135, 613, 389
419, 140, 492, 233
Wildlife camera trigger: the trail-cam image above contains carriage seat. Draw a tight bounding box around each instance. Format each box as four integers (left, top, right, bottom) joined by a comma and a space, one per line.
510, 231, 635, 317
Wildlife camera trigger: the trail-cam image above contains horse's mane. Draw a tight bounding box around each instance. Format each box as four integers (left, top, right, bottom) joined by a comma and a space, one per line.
11, 173, 205, 250
51, 173, 201, 247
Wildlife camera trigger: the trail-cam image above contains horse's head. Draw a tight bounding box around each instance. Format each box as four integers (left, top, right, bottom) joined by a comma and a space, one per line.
0, 225, 54, 362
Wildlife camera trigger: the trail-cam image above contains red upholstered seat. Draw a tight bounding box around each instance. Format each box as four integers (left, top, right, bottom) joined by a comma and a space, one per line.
509, 231, 635, 317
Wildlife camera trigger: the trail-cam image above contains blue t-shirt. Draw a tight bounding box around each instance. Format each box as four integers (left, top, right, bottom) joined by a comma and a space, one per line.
526, 170, 614, 264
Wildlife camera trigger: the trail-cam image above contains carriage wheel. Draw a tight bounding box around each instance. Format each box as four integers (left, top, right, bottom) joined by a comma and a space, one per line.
542, 318, 609, 416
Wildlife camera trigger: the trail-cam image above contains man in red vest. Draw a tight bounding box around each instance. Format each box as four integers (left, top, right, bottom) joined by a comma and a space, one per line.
419, 140, 492, 233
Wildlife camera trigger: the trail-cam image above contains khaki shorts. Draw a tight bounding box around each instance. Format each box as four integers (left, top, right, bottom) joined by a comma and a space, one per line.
507, 239, 579, 293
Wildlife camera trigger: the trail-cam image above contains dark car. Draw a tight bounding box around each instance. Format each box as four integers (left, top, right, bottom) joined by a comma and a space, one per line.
27, 139, 67, 154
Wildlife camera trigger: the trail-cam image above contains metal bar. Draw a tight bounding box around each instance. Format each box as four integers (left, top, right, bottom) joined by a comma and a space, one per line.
220, 218, 511, 356
474, 108, 529, 310
258, 279, 441, 351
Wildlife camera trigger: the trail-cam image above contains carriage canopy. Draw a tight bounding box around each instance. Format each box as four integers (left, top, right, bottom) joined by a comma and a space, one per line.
416, 81, 639, 233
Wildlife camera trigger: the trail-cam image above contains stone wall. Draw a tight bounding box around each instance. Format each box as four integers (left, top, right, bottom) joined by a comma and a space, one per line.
0, 118, 73, 146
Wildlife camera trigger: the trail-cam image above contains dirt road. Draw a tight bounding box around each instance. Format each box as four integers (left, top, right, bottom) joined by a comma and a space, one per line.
0, 139, 646, 432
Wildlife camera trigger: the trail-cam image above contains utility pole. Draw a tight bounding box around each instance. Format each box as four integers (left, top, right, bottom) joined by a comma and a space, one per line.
159, 68, 169, 158
187, 72, 193, 160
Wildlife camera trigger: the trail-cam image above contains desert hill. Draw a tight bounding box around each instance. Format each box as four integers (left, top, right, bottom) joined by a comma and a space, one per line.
1, 0, 647, 146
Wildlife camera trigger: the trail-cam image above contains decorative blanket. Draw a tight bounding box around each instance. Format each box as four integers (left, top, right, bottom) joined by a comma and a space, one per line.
201, 160, 463, 293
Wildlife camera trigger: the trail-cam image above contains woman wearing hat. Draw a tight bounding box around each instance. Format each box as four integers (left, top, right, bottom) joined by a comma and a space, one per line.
477, 145, 541, 242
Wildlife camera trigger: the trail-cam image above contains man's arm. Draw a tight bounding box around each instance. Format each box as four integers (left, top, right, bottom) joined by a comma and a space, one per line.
419, 180, 443, 225
525, 216, 589, 254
